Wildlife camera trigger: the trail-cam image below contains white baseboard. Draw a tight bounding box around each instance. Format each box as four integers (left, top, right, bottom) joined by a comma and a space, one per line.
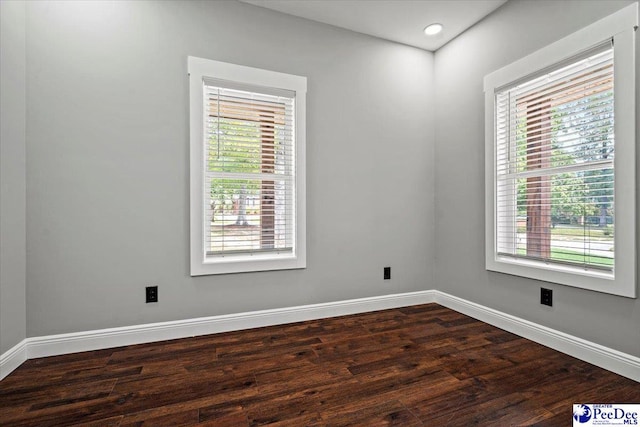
1, 289, 639, 383
433, 291, 640, 383
25, 290, 437, 360
0, 339, 27, 381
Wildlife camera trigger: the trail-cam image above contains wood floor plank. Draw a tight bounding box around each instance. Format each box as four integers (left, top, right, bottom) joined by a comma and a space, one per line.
119, 408, 199, 426
320, 398, 423, 427
1, 303, 639, 426
400, 378, 495, 422
419, 391, 554, 427
69, 415, 124, 427
254, 363, 353, 396
312, 331, 412, 362
0, 378, 118, 412
186, 347, 319, 378
197, 404, 249, 426
241, 393, 324, 426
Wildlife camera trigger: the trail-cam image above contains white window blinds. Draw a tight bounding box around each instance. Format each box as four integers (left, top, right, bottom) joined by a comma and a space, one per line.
495, 43, 614, 271
203, 79, 295, 256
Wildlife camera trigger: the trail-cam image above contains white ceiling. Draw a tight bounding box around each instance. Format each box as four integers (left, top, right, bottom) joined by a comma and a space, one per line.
240, 0, 508, 51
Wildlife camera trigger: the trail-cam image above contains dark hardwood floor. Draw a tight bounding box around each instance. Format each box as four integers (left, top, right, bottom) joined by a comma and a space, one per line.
1, 303, 639, 426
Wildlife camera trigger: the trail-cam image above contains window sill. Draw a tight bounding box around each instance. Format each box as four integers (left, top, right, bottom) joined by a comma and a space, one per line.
191, 252, 306, 276
486, 255, 635, 298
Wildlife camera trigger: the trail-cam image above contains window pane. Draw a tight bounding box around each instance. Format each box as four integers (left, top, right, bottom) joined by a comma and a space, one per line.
501, 171, 614, 269
206, 178, 293, 254
204, 85, 295, 257
208, 118, 262, 174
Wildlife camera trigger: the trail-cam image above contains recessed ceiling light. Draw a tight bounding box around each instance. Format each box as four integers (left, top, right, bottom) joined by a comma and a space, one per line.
424, 23, 443, 36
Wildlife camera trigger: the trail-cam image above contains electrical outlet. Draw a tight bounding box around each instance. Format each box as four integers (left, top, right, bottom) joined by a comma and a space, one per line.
384, 267, 391, 280
540, 288, 553, 307
146, 286, 158, 303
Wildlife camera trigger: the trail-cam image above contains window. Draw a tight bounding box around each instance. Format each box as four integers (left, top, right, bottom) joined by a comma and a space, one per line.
484, 4, 637, 297
189, 57, 306, 275
497, 47, 616, 269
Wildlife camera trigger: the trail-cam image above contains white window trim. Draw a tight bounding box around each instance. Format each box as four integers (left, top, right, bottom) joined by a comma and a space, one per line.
188, 57, 307, 276
484, 4, 637, 298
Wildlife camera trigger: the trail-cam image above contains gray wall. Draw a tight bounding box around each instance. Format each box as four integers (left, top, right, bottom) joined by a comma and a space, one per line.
434, 0, 640, 357
0, 1, 27, 355
24, 1, 435, 336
